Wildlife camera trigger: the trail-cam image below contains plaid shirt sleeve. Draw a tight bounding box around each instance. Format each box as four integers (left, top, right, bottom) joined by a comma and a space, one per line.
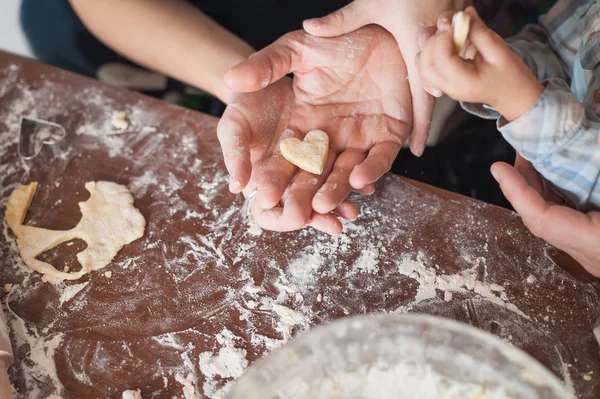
497, 78, 600, 210
507, 24, 569, 82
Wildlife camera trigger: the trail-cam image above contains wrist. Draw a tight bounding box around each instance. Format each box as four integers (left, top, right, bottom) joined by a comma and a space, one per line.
490, 79, 544, 122
201, 44, 254, 104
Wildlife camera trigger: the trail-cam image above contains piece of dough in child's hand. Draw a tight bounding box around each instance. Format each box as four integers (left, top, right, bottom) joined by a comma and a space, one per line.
452, 11, 471, 53
280, 129, 329, 175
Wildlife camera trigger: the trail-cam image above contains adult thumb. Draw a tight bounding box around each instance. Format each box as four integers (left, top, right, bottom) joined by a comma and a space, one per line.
303, 1, 372, 37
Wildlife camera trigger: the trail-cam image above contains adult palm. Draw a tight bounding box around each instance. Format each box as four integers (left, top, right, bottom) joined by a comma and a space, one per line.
218, 25, 410, 233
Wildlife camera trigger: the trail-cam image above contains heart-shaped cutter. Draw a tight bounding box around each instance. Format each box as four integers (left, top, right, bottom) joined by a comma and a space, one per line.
18, 116, 67, 160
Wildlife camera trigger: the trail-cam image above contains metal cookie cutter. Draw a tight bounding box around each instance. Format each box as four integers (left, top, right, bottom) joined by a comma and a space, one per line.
18, 116, 66, 161
241, 190, 258, 222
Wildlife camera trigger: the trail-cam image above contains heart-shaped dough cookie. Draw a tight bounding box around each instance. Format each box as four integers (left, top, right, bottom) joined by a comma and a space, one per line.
280, 129, 329, 175
452, 11, 471, 54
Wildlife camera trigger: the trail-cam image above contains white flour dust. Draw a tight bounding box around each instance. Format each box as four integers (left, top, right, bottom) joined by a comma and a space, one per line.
199, 329, 248, 399
395, 252, 529, 319
311, 360, 510, 399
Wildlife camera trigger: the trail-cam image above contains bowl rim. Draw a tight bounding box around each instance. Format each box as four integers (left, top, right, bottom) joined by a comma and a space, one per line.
229, 313, 573, 399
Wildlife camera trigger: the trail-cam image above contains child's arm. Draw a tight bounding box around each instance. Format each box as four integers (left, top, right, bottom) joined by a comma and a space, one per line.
507, 24, 569, 84
418, 7, 600, 209
69, 0, 255, 103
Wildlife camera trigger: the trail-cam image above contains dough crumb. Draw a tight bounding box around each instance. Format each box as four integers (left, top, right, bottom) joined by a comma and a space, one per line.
110, 111, 129, 133
444, 291, 453, 302
63, 266, 69, 273
3, 284, 13, 293
122, 389, 143, 399
489, 283, 505, 292
104, 271, 113, 278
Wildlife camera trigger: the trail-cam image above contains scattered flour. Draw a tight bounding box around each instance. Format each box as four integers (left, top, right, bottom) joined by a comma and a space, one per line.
199, 329, 249, 398
129, 170, 159, 199
58, 282, 89, 306
395, 252, 529, 319
175, 373, 198, 399
6, 290, 63, 398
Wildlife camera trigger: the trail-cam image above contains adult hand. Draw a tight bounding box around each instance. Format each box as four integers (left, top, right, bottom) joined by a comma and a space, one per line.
219, 25, 410, 232
303, 0, 468, 156
218, 77, 361, 234
491, 155, 600, 277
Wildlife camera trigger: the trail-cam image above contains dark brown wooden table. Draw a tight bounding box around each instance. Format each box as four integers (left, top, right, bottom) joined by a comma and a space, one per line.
1, 52, 599, 398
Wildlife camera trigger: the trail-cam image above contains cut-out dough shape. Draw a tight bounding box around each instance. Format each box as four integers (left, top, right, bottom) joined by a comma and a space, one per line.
452, 11, 471, 54
5, 181, 145, 282
280, 129, 329, 175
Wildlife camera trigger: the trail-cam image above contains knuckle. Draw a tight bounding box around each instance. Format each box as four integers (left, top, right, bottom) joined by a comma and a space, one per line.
333, 9, 346, 26
523, 216, 545, 238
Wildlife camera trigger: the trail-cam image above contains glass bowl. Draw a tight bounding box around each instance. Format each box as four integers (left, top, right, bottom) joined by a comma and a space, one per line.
227, 314, 572, 399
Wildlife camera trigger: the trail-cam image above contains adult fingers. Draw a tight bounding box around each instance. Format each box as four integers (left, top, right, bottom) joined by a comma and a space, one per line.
303, 0, 372, 37
405, 41, 435, 156
349, 141, 402, 189
224, 33, 303, 93
513, 153, 545, 195
216, 104, 252, 193
491, 162, 593, 246
279, 147, 341, 226
308, 200, 360, 234
255, 128, 299, 209
313, 149, 366, 214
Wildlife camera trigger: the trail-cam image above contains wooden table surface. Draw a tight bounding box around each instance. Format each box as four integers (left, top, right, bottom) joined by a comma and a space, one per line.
1, 52, 599, 399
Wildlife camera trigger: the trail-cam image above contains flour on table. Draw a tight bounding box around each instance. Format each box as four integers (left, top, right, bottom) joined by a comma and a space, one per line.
199, 328, 249, 399
396, 252, 529, 319
6, 292, 63, 398
58, 282, 89, 306
175, 373, 198, 399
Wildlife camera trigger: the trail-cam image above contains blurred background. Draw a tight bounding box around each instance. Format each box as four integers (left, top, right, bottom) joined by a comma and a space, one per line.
0, 0, 31, 57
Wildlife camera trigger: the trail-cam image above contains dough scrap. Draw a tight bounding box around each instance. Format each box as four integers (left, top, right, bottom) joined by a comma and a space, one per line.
122, 390, 143, 399
452, 11, 471, 54
280, 129, 329, 175
110, 111, 129, 133
5, 181, 145, 282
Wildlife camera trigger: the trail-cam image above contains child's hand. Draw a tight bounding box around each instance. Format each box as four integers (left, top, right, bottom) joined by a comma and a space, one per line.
417, 7, 543, 122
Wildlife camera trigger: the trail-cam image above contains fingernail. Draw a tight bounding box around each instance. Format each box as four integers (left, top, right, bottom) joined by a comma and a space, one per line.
426, 87, 443, 97
229, 178, 242, 192
490, 166, 500, 182
412, 143, 426, 157
305, 18, 322, 29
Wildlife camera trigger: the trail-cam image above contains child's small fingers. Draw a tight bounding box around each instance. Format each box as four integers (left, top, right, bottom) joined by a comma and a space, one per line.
463, 6, 506, 63
418, 33, 459, 94
464, 43, 477, 60
433, 28, 456, 60
437, 10, 454, 31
